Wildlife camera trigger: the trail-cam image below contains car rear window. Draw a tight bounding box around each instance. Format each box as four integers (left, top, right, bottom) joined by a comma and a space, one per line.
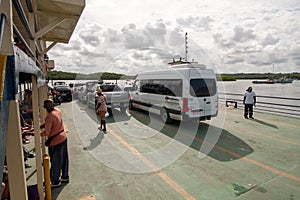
55, 87, 71, 92
100, 85, 122, 92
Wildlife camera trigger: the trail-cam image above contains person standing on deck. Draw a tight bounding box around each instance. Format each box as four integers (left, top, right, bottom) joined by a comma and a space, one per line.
243, 86, 256, 119
40, 99, 69, 188
96, 88, 107, 132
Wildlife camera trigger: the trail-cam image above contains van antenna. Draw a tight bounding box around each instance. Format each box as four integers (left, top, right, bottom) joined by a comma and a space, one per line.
185, 32, 188, 61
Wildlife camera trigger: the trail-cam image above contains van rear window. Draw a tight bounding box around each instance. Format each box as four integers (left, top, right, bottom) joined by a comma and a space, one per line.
190, 79, 216, 97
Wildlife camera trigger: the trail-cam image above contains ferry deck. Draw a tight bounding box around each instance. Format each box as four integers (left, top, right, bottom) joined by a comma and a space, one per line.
25, 101, 300, 200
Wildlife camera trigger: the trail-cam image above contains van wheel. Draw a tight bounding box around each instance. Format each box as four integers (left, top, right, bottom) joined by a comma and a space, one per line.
161, 108, 172, 124
129, 100, 135, 110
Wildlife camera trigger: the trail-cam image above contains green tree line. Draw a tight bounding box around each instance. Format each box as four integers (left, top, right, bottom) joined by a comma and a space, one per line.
47, 70, 300, 81
47, 71, 136, 80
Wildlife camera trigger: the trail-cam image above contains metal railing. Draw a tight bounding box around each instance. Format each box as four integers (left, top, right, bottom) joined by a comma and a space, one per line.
219, 92, 300, 117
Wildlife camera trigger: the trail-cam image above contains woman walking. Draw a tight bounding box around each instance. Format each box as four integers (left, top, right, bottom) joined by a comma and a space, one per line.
96, 88, 107, 132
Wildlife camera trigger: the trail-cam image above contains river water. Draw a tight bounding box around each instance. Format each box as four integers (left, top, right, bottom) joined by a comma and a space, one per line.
217, 79, 300, 99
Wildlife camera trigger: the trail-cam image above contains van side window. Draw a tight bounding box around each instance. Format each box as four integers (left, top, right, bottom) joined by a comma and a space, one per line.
140, 79, 182, 97
190, 79, 216, 97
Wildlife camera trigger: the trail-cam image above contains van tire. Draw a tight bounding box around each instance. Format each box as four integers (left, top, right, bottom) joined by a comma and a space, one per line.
161, 108, 172, 124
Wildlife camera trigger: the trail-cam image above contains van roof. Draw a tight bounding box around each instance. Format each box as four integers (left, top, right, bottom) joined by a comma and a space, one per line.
170, 63, 206, 69
138, 67, 214, 76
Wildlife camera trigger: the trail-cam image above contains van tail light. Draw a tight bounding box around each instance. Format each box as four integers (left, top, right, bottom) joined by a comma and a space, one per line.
182, 98, 189, 112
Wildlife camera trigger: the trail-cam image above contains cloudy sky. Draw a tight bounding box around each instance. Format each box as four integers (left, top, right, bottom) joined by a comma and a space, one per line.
48, 0, 300, 75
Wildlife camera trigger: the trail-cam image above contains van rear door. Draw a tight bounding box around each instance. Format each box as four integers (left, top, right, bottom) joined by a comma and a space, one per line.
189, 78, 217, 117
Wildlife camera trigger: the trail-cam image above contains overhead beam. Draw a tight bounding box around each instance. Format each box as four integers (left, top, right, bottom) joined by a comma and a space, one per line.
12, 0, 34, 39
43, 41, 57, 54
36, 10, 79, 20
35, 17, 66, 39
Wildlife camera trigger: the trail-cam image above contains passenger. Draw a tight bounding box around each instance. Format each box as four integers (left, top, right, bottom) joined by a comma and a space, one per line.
96, 88, 107, 132
2, 168, 9, 200
40, 99, 69, 188
20, 113, 35, 167
243, 86, 256, 119
20, 108, 33, 144
20, 89, 33, 125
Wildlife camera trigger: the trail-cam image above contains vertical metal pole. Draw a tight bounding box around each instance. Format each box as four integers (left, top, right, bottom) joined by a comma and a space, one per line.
43, 155, 52, 200
185, 32, 188, 61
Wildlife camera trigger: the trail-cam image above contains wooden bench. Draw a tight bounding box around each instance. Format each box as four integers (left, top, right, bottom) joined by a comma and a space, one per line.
226, 100, 237, 108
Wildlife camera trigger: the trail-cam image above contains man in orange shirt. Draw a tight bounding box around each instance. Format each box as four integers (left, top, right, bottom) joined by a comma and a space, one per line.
40, 99, 69, 188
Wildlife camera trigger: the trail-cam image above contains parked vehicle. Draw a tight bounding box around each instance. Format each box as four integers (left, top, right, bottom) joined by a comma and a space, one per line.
87, 84, 129, 114
54, 86, 73, 102
77, 85, 88, 104
129, 63, 218, 123
48, 86, 62, 104
72, 83, 86, 99
123, 85, 132, 92
53, 81, 67, 87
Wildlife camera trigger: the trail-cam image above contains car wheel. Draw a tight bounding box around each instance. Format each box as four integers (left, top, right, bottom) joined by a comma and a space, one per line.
120, 106, 127, 113
108, 108, 113, 116
129, 100, 135, 110
161, 108, 172, 124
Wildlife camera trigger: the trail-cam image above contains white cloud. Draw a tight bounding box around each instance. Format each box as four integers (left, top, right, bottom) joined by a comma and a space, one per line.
48, 0, 300, 74
261, 34, 279, 46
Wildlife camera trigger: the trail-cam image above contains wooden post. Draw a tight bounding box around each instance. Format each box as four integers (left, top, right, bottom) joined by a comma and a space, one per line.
6, 100, 28, 200
38, 84, 47, 156
31, 75, 44, 198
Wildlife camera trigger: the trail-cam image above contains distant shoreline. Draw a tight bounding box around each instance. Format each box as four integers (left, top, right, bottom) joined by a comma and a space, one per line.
47, 70, 300, 82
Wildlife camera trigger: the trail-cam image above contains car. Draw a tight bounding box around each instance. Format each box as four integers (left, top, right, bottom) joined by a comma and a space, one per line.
123, 85, 132, 92
72, 83, 86, 99
54, 86, 73, 102
48, 86, 62, 104
53, 81, 67, 87
77, 85, 88, 104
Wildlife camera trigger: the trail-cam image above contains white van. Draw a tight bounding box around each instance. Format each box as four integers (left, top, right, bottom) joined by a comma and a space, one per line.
129, 63, 218, 123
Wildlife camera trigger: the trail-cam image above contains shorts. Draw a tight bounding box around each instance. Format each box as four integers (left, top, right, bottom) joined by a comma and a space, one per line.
99, 111, 106, 119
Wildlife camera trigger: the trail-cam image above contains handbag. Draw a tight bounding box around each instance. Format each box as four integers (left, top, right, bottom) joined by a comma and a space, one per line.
45, 130, 64, 146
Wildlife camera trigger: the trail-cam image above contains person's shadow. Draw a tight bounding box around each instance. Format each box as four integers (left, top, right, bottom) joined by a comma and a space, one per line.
83, 131, 104, 151
252, 118, 278, 129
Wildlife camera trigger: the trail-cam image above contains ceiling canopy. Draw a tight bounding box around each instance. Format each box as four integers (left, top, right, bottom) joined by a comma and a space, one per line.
13, 0, 85, 51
